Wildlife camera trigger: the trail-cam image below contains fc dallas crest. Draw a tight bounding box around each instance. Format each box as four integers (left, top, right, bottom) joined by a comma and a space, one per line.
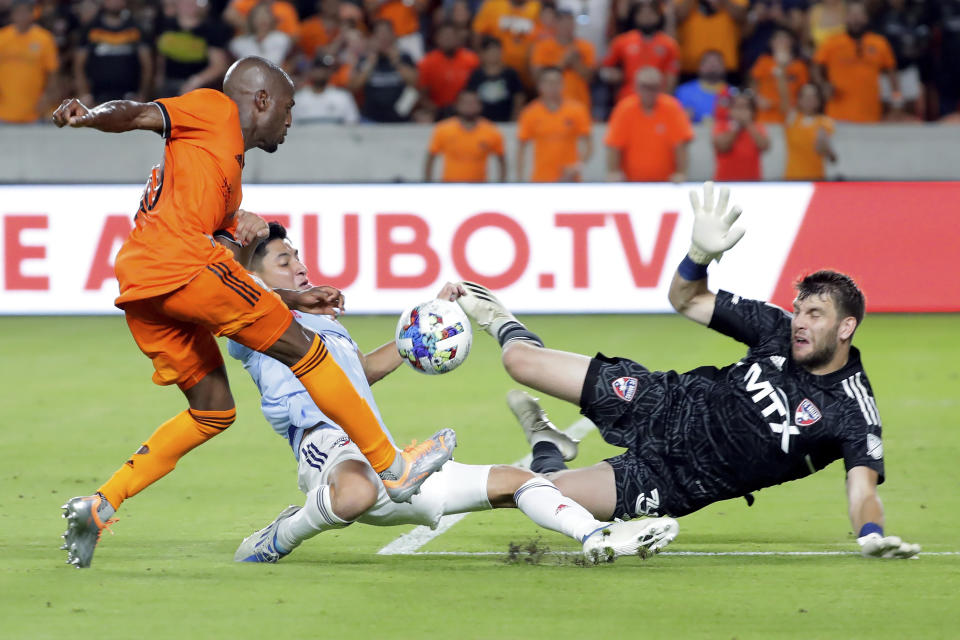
612, 376, 638, 402
795, 398, 822, 426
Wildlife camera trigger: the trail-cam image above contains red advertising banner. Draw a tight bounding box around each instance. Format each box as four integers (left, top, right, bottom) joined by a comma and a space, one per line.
0, 183, 955, 314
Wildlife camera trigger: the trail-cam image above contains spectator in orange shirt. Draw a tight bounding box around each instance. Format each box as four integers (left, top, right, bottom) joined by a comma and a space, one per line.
749, 28, 809, 124
600, 0, 679, 102
675, 0, 748, 76
298, 0, 342, 61
779, 81, 837, 180
224, 0, 301, 38
425, 89, 507, 182
472, 0, 541, 81
516, 67, 593, 182
0, 0, 59, 123
605, 66, 694, 182
712, 89, 770, 181
365, 0, 427, 61
812, 1, 899, 122
418, 22, 480, 117
530, 10, 596, 112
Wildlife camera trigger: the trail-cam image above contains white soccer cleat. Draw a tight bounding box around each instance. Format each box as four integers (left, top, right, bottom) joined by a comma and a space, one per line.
457, 281, 517, 339
234, 505, 301, 563
582, 517, 679, 564
507, 390, 579, 461
857, 532, 921, 559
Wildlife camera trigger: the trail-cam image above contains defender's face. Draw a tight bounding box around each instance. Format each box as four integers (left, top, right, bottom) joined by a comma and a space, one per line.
791, 294, 841, 368
256, 238, 310, 290
260, 86, 294, 153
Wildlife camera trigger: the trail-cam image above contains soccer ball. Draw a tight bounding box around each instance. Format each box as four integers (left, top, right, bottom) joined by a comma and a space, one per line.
395, 299, 472, 375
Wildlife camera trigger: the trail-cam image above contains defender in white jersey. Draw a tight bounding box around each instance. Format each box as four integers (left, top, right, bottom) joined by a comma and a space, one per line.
220, 223, 679, 563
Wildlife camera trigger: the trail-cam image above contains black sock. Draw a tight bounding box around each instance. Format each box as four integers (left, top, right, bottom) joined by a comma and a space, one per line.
497, 321, 544, 349
531, 441, 567, 474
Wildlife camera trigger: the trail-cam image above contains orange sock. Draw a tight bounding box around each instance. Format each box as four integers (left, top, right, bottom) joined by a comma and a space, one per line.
291, 334, 396, 472
98, 408, 236, 509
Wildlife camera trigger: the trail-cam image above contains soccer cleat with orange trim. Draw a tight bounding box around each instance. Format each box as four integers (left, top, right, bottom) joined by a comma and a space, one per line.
60, 495, 117, 569
380, 428, 457, 503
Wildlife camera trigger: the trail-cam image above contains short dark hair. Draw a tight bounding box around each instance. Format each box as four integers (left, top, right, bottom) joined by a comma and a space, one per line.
795, 270, 865, 327
252, 221, 289, 269
480, 35, 502, 50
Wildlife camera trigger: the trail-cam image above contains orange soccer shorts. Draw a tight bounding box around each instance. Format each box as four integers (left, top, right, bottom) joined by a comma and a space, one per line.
122, 259, 294, 389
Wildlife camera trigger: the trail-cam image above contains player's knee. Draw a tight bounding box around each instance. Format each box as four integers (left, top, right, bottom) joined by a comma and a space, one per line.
329, 462, 379, 521
487, 465, 534, 508
502, 342, 539, 385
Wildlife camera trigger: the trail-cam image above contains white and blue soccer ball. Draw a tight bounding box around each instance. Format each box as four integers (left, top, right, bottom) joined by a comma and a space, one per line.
395, 299, 472, 375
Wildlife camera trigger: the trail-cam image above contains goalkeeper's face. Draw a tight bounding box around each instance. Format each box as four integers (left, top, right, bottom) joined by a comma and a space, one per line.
255, 238, 311, 291
791, 294, 842, 370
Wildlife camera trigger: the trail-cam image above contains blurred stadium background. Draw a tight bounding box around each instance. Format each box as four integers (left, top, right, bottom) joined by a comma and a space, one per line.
2, 0, 959, 637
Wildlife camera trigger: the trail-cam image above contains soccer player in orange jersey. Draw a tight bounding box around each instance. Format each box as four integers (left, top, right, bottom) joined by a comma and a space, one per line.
52, 56, 455, 568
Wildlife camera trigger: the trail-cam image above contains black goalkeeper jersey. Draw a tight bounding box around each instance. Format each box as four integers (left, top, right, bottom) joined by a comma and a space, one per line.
673, 290, 886, 512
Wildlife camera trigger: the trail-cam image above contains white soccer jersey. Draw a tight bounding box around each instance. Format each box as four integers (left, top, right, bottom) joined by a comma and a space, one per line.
227, 312, 395, 459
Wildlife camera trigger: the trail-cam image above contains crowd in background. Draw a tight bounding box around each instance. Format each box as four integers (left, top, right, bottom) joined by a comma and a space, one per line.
1, 0, 957, 181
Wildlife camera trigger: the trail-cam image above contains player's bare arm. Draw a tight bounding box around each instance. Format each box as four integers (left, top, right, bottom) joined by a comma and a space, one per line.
276, 286, 344, 316
847, 466, 920, 558
668, 182, 745, 325
52, 98, 163, 134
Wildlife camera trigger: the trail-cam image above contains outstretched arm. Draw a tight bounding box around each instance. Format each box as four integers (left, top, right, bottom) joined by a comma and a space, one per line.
52, 98, 163, 134
847, 466, 920, 559
668, 182, 744, 325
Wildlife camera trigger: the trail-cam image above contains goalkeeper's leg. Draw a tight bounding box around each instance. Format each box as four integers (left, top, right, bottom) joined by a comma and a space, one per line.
457, 281, 591, 405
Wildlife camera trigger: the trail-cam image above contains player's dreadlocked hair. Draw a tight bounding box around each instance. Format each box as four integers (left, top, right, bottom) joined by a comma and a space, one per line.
795, 270, 865, 327
251, 222, 288, 268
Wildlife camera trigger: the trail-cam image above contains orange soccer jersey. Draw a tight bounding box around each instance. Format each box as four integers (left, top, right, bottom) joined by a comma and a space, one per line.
784, 113, 835, 180
751, 56, 809, 124
114, 89, 245, 306
517, 98, 591, 181
0, 24, 59, 123
602, 30, 679, 103
530, 37, 596, 111
429, 117, 504, 182
605, 93, 693, 182
675, 0, 748, 73
472, 0, 541, 76
375, 0, 420, 37
814, 32, 895, 123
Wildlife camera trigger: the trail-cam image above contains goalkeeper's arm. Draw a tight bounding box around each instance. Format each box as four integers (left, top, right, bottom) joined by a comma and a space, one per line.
847, 466, 920, 559
668, 182, 744, 326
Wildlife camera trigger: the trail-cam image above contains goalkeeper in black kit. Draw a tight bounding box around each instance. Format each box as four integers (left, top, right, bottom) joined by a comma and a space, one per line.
457, 182, 920, 559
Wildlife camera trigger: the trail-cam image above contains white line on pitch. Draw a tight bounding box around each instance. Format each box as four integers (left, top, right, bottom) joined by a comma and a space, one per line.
396, 550, 960, 557
377, 417, 597, 556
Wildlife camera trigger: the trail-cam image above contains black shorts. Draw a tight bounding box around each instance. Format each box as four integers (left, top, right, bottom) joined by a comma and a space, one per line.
580, 353, 698, 519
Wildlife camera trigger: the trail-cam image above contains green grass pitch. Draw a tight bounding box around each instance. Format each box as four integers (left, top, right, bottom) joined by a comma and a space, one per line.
2, 313, 958, 639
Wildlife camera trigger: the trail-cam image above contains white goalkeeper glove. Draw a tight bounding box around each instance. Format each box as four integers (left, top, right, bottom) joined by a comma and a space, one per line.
857, 532, 921, 559
688, 181, 746, 265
